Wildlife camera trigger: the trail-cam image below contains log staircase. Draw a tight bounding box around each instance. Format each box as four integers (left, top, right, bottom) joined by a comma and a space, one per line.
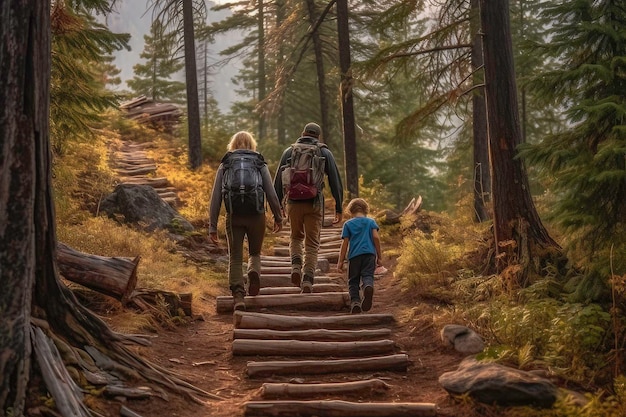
109, 141, 180, 207
216, 221, 438, 417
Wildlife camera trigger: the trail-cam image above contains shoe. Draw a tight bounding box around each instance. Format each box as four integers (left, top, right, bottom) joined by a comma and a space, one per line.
361, 286, 374, 312
301, 280, 313, 294
350, 301, 362, 314
291, 268, 302, 287
248, 271, 260, 296
233, 293, 246, 311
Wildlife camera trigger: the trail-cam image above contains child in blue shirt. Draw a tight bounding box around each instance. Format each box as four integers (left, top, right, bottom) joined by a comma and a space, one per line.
337, 198, 382, 314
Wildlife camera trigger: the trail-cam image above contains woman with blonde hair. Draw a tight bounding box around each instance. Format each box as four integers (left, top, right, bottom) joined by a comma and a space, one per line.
209, 131, 283, 311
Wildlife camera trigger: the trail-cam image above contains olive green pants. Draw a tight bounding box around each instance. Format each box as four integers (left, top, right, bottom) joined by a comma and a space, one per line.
286, 199, 323, 282
225, 213, 266, 296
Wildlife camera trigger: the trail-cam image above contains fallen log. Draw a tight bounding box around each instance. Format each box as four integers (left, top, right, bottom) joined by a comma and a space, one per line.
57, 242, 139, 303
234, 311, 396, 330
258, 283, 343, 295
216, 292, 349, 314
233, 328, 392, 342
246, 354, 409, 378
232, 339, 396, 357
244, 400, 437, 417
259, 379, 390, 398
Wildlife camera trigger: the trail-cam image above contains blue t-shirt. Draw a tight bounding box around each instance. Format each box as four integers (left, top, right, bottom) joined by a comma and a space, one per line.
341, 216, 379, 259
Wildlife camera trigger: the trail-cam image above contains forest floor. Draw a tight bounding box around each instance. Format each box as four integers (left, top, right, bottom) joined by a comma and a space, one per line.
121, 250, 472, 417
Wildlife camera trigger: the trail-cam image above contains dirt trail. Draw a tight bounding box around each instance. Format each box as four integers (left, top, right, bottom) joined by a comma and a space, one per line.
109, 140, 467, 416
126, 231, 465, 416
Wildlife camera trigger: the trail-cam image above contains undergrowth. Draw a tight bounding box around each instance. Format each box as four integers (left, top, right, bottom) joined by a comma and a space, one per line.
393, 208, 626, 416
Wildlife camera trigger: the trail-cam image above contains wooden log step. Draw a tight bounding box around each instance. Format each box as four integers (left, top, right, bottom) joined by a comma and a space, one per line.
260, 259, 331, 273
258, 275, 336, 288
233, 328, 392, 342
232, 339, 396, 357
234, 311, 396, 330
216, 292, 349, 314
258, 283, 343, 295
243, 400, 437, 417
259, 379, 390, 398
114, 161, 156, 170
114, 166, 157, 176
246, 354, 409, 378
119, 177, 170, 187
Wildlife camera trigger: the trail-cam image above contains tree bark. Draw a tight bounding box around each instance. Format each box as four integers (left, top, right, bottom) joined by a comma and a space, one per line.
257, 0, 267, 140
57, 242, 139, 303
0, 3, 47, 412
232, 339, 396, 357
260, 379, 390, 398
305, 0, 331, 146
480, 0, 559, 284
471, 0, 491, 222
183, 0, 203, 169
234, 311, 395, 330
246, 354, 409, 378
244, 400, 437, 417
337, 0, 358, 198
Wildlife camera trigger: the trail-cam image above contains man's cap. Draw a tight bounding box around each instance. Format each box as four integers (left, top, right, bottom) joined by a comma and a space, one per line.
303, 122, 321, 137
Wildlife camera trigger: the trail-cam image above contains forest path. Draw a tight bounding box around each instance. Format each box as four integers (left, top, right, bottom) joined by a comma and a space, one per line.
127, 222, 465, 417
105, 140, 466, 416
108, 140, 180, 206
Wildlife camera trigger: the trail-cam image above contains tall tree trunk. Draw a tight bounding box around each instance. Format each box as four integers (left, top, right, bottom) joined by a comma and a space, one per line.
276, 0, 287, 145
471, 0, 490, 222
305, 0, 331, 145
0, 2, 46, 412
480, 0, 559, 284
336, 0, 358, 198
183, 0, 202, 169
257, 0, 267, 141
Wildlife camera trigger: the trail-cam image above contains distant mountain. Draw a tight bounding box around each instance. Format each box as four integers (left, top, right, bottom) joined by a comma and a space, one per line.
104, 0, 243, 112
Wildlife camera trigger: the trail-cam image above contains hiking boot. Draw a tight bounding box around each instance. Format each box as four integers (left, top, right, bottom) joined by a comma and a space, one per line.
361, 285, 374, 312
248, 271, 260, 296
301, 280, 313, 294
350, 300, 362, 314
290, 267, 302, 287
233, 293, 246, 311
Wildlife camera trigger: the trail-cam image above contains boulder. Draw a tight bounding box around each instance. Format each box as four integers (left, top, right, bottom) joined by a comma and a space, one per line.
100, 184, 193, 233
441, 324, 484, 354
439, 357, 558, 408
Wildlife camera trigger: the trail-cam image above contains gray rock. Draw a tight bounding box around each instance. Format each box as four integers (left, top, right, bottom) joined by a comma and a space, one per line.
439, 357, 558, 407
441, 324, 485, 354
100, 184, 193, 233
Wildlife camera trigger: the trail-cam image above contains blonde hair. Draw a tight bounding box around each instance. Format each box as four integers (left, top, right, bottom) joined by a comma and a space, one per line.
346, 198, 369, 216
227, 131, 257, 151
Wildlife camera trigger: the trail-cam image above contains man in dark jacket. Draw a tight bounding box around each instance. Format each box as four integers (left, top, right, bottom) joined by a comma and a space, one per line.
274, 122, 343, 293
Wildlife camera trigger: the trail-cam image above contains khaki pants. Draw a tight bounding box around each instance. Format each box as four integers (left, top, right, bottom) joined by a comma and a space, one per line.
286, 199, 323, 281
225, 213, 266, 296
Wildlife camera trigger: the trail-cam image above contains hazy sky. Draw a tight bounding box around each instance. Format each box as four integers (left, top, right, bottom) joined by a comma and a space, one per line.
106, 0, 242, 112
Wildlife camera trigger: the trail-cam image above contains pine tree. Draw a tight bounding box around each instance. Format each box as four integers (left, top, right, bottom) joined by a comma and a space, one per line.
521, 0, 626, 297
127, 19, 186, 103
50, 0, 130, 154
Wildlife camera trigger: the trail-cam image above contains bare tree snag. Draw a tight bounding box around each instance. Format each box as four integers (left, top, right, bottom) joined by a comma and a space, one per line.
232, 339, 396, 357
246, 354, 410, 378
244, 400, 437, 416
57, 242, 139, 303
260, 379, 390, 398
216, 293, 349, 313
233, 328, 392, 342
234, 311, 396, 330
